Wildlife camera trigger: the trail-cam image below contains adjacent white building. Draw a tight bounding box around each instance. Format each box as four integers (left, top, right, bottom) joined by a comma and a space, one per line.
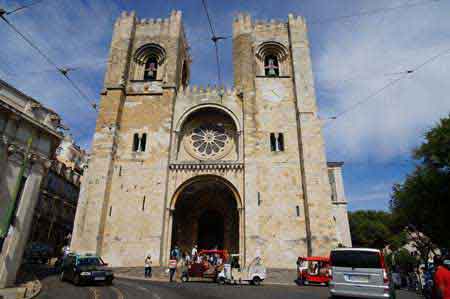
0, 79, 63, 287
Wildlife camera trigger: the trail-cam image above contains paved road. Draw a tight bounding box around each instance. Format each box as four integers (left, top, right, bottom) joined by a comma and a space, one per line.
36, 273, 421, 299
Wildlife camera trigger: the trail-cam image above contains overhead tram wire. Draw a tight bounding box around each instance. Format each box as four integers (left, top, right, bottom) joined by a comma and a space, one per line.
0, 12, 98, 111
201, 0, 227, 87
309, 0, 443, 26
0, 0, 46, 16
324, 45, 450, 127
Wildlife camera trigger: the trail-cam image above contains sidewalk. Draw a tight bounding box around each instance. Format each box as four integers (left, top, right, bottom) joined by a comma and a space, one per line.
0, 264, 42, 299
0, 277, 41, 299
113, 267, 298, 286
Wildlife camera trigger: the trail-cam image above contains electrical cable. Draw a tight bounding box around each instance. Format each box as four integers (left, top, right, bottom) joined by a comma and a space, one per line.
310, 0, 442, 26
324, 45, 450, 126
201, 0, 216, 37
0, 14, 98, 111
2, 0, 46, 16
201, 0, 228, 86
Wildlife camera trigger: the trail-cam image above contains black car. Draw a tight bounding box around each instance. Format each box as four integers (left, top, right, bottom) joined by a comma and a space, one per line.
24, 242, 53, 264
60, 254, 114, 285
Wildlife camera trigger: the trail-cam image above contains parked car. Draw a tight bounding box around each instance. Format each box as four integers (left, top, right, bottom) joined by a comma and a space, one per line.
217, 255, 266, 285
329, 248, 396, 299
181, 250, 228, 282
297, 256, 331, 286
59, 253, 114, 285
23, 242, 53, 264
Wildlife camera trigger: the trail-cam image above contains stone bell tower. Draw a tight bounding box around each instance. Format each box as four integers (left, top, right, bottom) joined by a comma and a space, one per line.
233, 13, 338, 261
71, 10, 190, 260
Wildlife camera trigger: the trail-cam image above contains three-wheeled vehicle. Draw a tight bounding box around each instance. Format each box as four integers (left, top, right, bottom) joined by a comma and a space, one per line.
217, 254, 266, 286
181, 250, 228, 282
297, 256, 331, 286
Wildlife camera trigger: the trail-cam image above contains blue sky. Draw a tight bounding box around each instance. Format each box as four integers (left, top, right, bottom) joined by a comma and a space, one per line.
1, 0, 449, 211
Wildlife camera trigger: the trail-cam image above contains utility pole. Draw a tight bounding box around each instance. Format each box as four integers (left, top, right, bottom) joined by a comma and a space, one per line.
0, 137, 33, 252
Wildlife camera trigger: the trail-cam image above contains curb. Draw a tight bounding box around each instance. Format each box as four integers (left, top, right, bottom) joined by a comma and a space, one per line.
115, 274, 297, 286
0, 277, 41, 299
24, 278, 42, 299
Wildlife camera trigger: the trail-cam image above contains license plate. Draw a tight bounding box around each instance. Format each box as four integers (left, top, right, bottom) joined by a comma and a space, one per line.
349, 275, 369, 283
94, 277, 106, 281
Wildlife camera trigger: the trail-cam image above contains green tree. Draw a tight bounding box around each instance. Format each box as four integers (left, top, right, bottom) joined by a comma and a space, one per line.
349, 210, 394, 249
391, 114, 450, 252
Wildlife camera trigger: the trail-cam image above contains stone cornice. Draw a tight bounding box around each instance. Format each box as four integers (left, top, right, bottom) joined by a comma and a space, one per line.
169, 161, 244, 171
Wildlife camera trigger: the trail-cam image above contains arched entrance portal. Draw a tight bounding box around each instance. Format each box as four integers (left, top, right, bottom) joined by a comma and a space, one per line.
170, 177, 240, 254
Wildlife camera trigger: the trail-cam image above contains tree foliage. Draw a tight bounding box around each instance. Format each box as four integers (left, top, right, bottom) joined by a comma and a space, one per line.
349, 210, 394, 249
391, 114, 450, 251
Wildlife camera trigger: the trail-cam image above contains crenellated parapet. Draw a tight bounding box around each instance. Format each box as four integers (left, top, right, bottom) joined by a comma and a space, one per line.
233, 13, 304, 38
177, 85, 239, 97
114, 10, 182, 37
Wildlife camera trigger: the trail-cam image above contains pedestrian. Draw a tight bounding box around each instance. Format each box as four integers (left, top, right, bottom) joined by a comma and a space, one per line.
168, 256, 177, 282
61, 244, 70, 257
185, 252, 191, 264
171, 246, 180, 261
296, 257, 306, 285
434, 256, 450, 299
191, 244, 198, 257
144, 254, 152, 278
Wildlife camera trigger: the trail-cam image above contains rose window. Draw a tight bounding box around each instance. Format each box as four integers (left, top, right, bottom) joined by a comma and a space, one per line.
184, 124, 233, 160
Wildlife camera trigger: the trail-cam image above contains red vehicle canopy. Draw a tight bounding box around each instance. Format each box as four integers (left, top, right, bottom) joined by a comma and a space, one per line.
198, 250, 228, 260
299, 256, 330, 263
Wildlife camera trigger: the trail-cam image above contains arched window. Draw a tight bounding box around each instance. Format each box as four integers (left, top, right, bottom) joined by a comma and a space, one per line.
133, 133, 140, 152
270, 133, 277, 152
277, 133, 284, 151
144, 57, 158, 81
140, 133, 147, 152
265, 55, 279, 77
133, 43, 166, 81
181, 61, 189, 88
256, 41, 289, 77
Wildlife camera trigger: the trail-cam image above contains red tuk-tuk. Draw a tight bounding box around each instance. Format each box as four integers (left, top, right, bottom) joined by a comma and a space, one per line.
181, 250, 228, 282
297, 256, 331, 286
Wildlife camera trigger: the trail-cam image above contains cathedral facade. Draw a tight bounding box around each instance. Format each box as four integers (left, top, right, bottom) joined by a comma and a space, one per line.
71, 10, 351, 269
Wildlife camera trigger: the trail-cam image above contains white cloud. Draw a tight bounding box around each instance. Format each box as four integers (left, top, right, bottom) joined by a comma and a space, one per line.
314, 0, 450, 163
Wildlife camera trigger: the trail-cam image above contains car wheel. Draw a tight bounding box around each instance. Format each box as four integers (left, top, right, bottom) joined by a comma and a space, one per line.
60, 271, 65, 282
181, 275, 189, 283
106, 279, 113, 286
218, 277, 225, 285
252, 276, 261, 286
73, 274, 81, 286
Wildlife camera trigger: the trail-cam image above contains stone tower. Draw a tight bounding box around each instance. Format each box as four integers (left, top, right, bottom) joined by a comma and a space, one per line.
72, 10, 349, 269
71, 10, 190, 260
233, 13, 338, 258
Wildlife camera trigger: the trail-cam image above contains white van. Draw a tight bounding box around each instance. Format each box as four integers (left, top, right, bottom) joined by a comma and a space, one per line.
329, 248, 395, 299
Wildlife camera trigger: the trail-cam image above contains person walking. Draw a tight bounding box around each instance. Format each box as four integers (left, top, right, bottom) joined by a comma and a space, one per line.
144, 254, 152, 278
191, 245, 198, 257
171, 246, 180, 261
168, 256, 177, 282
434, 257, 450, 299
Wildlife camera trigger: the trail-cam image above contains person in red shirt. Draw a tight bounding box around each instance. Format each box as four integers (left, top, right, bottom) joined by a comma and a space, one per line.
434, 257, 450, 299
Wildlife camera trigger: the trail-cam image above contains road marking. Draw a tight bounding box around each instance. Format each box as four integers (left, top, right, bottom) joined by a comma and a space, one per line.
116, 280, 151, 293
111, 286, 125, 299
116, 280, 162, 299
88, 287, 100, 299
